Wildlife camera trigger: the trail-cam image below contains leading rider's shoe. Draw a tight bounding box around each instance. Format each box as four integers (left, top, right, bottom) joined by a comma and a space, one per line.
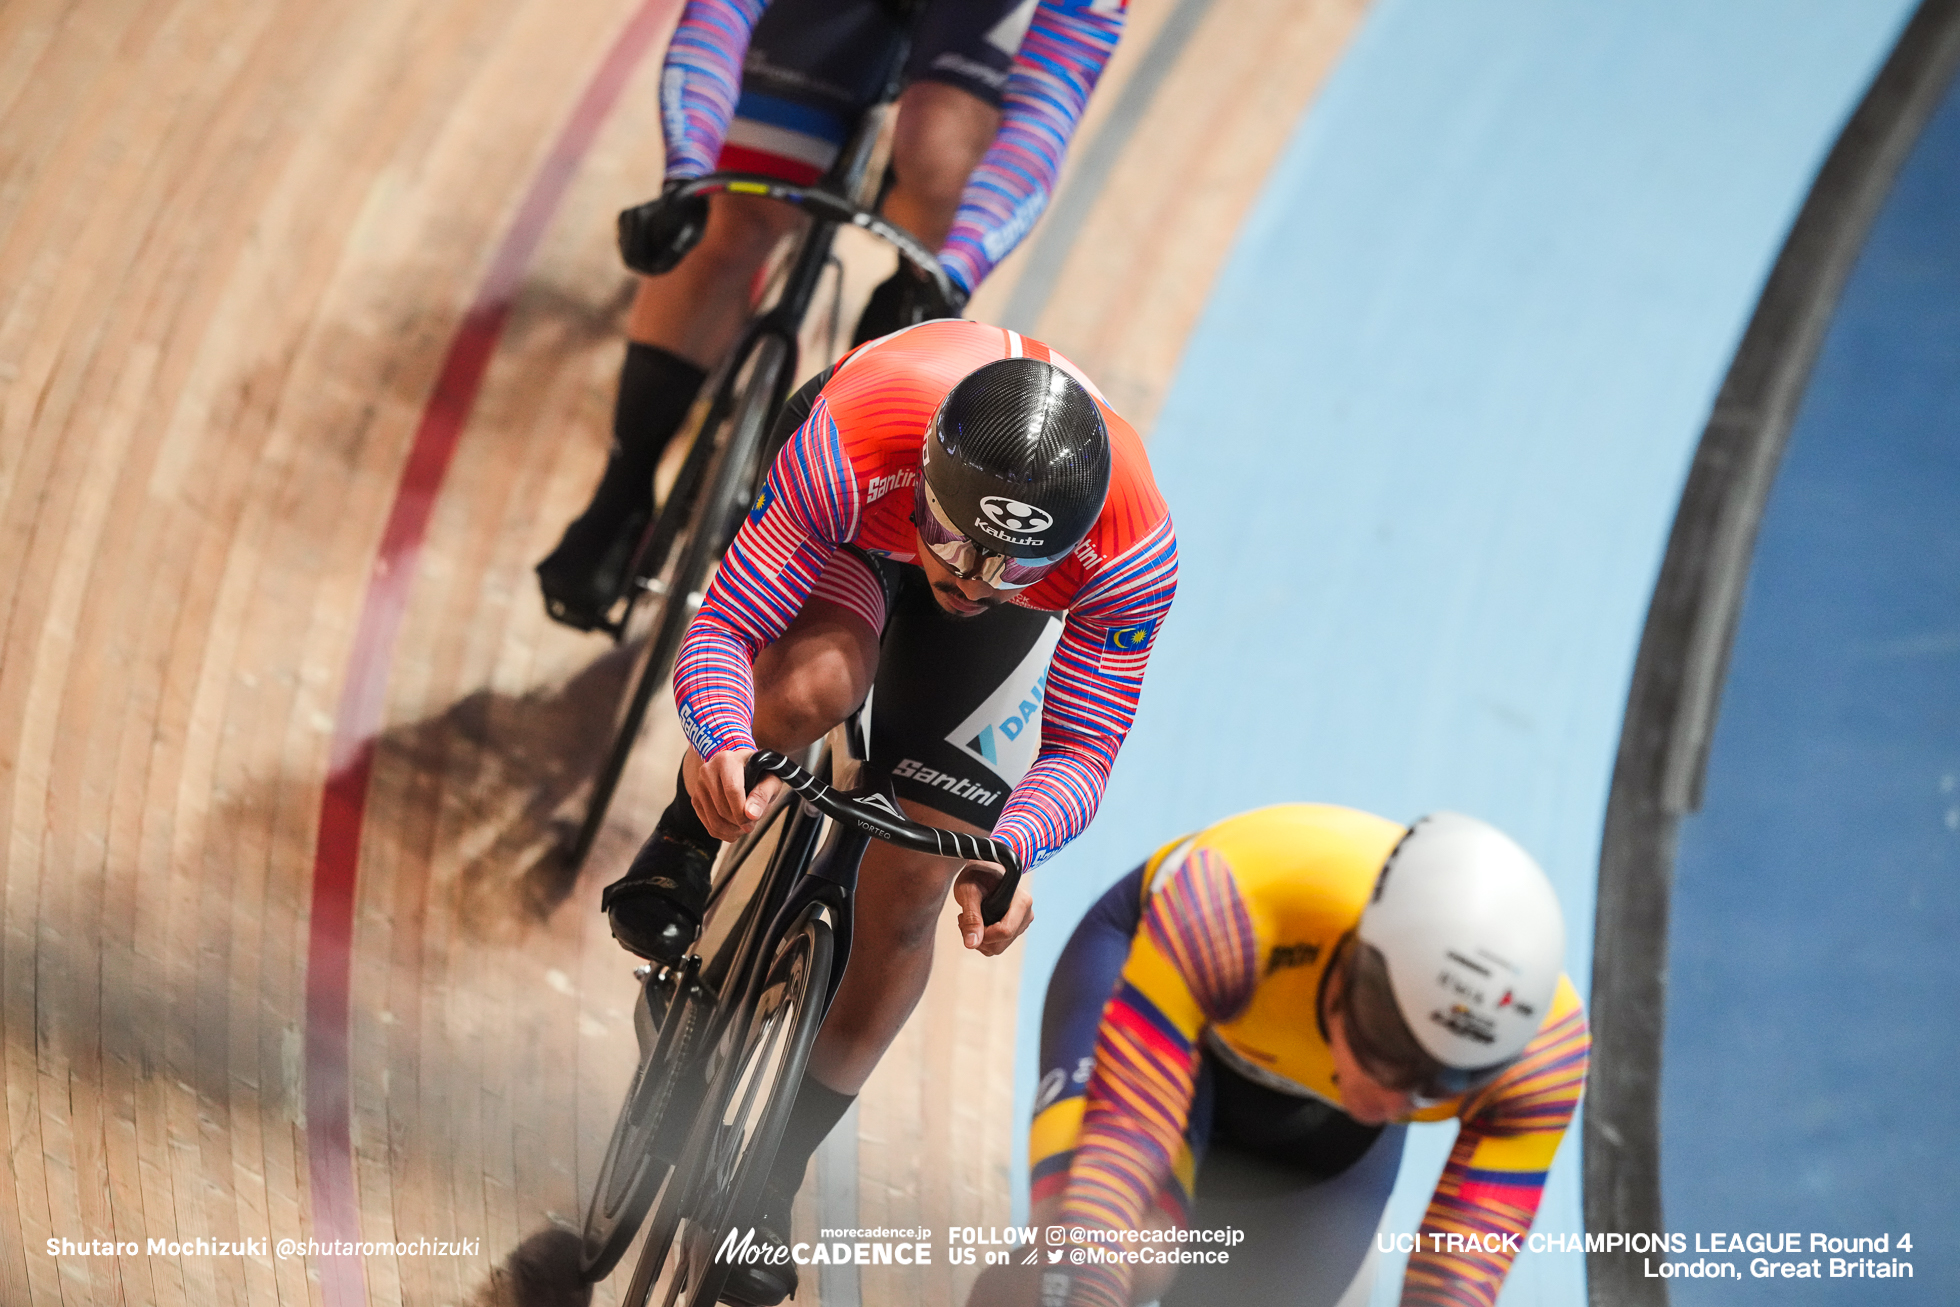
535, 501, 648, 632
601, 830, 716, 963
849, 263, 963, 347
720, 1181, 799, 1306
537, 342, 707, 632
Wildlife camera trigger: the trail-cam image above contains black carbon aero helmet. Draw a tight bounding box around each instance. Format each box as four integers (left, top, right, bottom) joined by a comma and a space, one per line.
920, 358, 1111, 562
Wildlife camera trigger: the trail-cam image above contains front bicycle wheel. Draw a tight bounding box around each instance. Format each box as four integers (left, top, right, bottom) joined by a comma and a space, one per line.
578, 966, 707, 1281
585, 778, 803, 1280
620, 904, 834, 1307
566, 332, 794, 871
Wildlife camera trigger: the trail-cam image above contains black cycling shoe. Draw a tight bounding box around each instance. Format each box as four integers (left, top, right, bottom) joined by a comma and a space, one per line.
601, 831, 716, 963
849, 264, 962, 347
535, 503, 648, 632
720, 1182, 799, 1306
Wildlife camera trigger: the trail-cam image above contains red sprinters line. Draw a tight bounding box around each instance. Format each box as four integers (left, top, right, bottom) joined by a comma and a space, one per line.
304, 4, 673, 1301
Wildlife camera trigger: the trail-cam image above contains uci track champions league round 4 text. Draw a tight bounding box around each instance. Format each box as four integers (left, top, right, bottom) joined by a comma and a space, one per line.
1481, 1228, 1919, 1283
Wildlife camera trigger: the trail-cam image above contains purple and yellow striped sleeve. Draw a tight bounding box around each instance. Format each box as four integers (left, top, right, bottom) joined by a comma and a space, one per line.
1057, 847, 1255, 1307
1401, 980, 1590, 1307
671, 402, 857, 759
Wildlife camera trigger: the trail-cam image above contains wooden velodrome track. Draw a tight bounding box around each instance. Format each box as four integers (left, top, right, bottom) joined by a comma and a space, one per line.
0, 0, 1364, 1302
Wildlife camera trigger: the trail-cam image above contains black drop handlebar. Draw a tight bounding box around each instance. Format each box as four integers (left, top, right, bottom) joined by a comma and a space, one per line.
664, 174, 966, 315
744, 750, 1022, 927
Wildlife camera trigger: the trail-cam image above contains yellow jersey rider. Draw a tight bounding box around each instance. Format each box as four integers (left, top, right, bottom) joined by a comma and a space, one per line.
977, 805, 1590, 1307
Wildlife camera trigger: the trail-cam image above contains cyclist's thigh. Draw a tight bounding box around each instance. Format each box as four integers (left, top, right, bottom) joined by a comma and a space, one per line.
722, 0, 905, 183
1030, 865, 1209, 1220
752, 549, 892, 721
905, 0, 1038, 107
865, 565, 1060, 831
1165, 1118, 1406, 1307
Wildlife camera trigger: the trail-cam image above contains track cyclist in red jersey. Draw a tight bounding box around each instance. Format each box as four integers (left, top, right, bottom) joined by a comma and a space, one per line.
970, 805, 1591, 1307
537, 0, 1132, 628
605, 318, 1175, 1305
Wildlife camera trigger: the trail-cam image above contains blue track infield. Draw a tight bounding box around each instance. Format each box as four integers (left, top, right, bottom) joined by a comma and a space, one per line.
1658, 64, 1960, 1307
1006, 2, 1919, 1304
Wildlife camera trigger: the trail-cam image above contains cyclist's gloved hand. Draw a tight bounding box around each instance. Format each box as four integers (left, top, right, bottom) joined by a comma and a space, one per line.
617, 179, 709, 277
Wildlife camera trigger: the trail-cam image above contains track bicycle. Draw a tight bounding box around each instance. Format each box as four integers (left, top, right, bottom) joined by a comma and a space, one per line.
575, 732, 1022, 1305
562, 14, 961, 873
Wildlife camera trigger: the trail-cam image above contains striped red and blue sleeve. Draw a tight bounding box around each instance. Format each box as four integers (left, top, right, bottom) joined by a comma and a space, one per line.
993, 515, 1175, 872
656, 0, 1121, 292
671, 401, 858, 758
659, 0, 766, 180
1057, 847, 1256, 1307
939, 0, 1125, 293
1401, 988, 1591, 1307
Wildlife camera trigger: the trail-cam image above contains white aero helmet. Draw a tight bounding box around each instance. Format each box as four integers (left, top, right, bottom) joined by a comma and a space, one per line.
1343, 812, 1565, 1100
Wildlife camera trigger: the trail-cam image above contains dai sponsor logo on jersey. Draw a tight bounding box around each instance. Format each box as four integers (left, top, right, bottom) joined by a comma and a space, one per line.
945, 618, 1065, 783
1097, 620, 1156, 675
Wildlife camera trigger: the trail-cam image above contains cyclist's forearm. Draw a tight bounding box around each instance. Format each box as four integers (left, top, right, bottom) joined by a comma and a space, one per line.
673, 620, 762, 758
1403, 1001, 1589, 1307
660, 0, 768, 180
1402, 1196, 1540, 1307
1404, 1129, 1560, 1307
994, 745, 1112, 870
1011, 630, 1154, 863
671, 420, 857, 753
938, 0, 1124, 291
672, 552, 818, 756
1055, 948, 1205, 1305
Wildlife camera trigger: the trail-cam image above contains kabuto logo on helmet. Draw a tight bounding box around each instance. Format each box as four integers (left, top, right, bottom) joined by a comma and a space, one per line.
978, 496, 1054, 538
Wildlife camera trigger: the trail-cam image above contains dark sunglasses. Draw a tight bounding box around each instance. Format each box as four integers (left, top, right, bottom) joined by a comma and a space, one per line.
912, 476, 1069, 591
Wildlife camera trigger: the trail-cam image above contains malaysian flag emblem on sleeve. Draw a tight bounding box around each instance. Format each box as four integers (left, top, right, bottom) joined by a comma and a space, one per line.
1098, 620, 1155, 675
740, 479, 803, 579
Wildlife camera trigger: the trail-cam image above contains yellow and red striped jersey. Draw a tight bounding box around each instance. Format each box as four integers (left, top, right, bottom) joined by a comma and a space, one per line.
1038, 804, 1590, 1307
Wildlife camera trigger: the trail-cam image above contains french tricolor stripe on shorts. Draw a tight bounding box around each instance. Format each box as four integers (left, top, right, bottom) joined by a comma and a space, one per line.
722, 119, 837, 176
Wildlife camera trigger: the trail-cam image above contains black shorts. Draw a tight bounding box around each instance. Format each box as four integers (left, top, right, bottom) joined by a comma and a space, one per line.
812, 547, 1059, 831
723, 0, 1037, 181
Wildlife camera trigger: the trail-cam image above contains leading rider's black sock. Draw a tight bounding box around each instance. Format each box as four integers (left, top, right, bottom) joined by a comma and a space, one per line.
586, 342, 707, 521
655, 766, 719, 850
763, 1074, 857, 1204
